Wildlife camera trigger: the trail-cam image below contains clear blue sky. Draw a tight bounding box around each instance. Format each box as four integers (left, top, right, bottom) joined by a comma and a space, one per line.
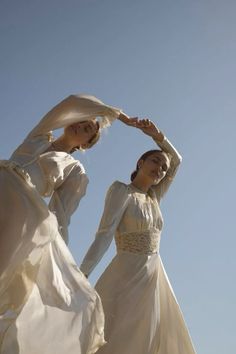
1, 1, 235, 353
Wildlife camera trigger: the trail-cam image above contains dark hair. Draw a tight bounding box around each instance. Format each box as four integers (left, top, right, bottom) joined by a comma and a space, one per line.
130, 149, 166, 181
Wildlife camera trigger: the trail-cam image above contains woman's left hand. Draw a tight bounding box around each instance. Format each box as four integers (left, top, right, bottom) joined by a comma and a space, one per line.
135, 119, 164, 142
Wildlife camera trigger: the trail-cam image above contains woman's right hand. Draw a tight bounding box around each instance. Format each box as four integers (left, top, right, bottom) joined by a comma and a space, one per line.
118, 112, 139, 127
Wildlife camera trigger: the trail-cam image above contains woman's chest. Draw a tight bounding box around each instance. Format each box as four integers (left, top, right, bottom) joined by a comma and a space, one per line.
118, 192, 163, 232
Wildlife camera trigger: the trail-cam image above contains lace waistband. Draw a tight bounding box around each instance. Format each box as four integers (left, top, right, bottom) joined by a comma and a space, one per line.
0, 160, 33, 186
115, 229, 160, 255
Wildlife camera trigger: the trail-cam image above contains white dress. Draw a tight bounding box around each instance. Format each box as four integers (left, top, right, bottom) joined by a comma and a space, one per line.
0, 95, 121, 354
80, 137, 196, 354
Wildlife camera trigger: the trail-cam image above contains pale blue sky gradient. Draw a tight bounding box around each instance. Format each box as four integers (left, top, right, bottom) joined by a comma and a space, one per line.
1, 1, 236, 353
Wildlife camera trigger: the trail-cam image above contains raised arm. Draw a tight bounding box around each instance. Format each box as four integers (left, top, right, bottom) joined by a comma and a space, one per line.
80, 181, 130, 277
152, 135, 182, 201
135, 119, 182, 201
27, 94, 122, 138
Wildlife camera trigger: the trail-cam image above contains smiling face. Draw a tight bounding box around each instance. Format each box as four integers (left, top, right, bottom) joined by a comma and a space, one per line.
138, 151, 170, 185
64, 120, 100, 149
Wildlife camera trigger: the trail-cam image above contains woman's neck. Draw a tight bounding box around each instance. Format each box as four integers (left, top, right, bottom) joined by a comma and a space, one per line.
51, 135, 74, 153
131, 175, 152, 193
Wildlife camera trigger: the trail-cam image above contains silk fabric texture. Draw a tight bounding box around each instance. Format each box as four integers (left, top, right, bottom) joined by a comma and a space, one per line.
80, 137, 196, 354
0, 95, 121, 354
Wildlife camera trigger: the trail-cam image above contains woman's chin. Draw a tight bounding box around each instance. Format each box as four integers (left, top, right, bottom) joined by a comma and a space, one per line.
152, 176, 163, 185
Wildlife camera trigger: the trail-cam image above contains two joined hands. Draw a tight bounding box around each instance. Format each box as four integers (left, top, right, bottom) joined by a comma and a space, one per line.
118, 113, 164, 142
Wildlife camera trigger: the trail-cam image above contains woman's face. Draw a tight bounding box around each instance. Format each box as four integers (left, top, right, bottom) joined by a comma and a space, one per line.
138, 152, 170, 185
64, 120, 99, 148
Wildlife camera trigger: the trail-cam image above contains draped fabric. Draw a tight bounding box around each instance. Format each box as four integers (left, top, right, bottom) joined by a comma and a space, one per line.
0, 94, 122, 354
80, 137, 196, 354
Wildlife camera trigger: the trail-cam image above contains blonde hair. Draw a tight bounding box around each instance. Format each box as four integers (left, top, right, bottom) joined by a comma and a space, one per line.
70, 129, 101, 153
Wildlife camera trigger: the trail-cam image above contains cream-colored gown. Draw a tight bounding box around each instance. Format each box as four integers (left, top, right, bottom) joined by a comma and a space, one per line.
80, 137, 196, 354
0, 95, 121, 354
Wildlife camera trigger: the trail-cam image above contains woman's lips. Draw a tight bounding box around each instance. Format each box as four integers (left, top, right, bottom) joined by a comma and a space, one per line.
152, 170, 160, 178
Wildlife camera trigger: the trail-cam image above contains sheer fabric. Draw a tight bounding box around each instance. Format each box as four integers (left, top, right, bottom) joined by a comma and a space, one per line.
0, 94, 121, 354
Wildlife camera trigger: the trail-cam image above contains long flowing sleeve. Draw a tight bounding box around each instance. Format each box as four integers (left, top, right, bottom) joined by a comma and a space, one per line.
46, 159, 89, 244
10, 94, 122, 164
27, 94, 122, 138
80, 181, 130, 277
152, 136, 182, 202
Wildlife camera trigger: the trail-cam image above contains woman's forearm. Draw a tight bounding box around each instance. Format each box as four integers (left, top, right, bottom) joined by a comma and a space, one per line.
153, 135, 182, 168
117, 112, 130, 123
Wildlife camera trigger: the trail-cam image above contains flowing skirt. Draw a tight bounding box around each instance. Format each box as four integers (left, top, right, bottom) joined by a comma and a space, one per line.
95, 251, 196, 354
0, 164, 105, 354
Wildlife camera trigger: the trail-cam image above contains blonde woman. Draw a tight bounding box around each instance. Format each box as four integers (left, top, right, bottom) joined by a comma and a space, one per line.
0, 94, 133, 354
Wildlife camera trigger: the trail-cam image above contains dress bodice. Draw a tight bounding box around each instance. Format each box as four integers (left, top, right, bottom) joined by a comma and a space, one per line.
116, 185, 163, 235
115, 185, 163, 255
6, 142, 88, 244
11, 146, 86, 198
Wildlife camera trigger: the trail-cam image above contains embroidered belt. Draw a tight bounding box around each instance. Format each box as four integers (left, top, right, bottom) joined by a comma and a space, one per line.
115, 229, 160, 255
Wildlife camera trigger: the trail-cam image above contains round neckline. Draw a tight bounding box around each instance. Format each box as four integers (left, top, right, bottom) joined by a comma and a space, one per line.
128, 183, 149, 195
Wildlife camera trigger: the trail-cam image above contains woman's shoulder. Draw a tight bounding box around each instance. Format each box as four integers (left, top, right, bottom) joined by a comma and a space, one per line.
39, 151, 87, 176
107, 180, 130, 195
69, 155, 86, 174
104, 181, 131, 205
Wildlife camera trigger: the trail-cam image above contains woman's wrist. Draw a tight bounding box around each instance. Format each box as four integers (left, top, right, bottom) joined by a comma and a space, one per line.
118, 112, 130, 123
152, 130, 165, 142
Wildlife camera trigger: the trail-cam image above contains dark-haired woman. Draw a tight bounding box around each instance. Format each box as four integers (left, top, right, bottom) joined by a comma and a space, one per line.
0, 94, 132, 354
80, 119, 196, 354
